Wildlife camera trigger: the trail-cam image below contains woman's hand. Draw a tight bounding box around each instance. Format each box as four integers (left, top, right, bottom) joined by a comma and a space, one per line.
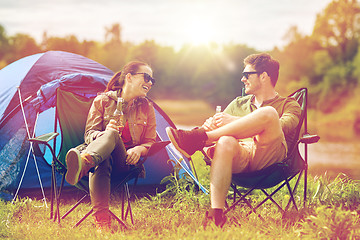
105, 119, 124, 132
126, 146, 147, 165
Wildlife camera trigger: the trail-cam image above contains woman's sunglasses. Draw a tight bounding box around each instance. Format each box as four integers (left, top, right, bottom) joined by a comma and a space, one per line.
133, 73, 156, 85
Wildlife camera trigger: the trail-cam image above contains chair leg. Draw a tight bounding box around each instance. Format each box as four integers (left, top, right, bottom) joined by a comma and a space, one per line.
121, 183, 134, 225
225, 186, 259, 218
62, 194, 89, 220
121, 187, 125, 220
53, 173, 65, 224
109, 210, 128, 229
232, 187, 264, 220
124, 183, 134, 225
51, 162, 59, 224
73, 208, 93, 228
50, 165, 54, 220
285, 180, 298, 212
304, 165, 308, 208
120, 176, 138, 225
259, 189, 285, 213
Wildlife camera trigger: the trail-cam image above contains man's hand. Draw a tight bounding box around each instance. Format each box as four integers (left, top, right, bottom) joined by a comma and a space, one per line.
202, 117, 217, 131
203, 112, 238, 130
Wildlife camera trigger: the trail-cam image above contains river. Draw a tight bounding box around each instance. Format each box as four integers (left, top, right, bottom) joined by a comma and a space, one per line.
302, 141, 360, 180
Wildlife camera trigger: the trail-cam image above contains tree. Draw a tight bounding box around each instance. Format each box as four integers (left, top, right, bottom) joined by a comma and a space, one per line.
44, 35, 83, 54
0, 24, 10, 65
7, 34, 41, 63
102, 23, 128, 71
312, 0, 360, 62
105, 23, 122, 44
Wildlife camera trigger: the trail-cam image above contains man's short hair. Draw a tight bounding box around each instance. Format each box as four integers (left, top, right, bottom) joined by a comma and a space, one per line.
244, 53, 280, 87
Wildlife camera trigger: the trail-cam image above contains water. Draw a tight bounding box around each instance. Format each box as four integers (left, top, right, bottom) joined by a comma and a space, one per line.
302, 141, 360, 179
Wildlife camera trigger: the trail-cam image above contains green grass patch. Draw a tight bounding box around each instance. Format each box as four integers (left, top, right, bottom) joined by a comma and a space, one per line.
2, 154, 360, 239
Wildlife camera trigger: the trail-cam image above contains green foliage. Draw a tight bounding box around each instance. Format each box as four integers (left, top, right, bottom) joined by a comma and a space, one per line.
308, 173, 360, 210
299, 206, 360, 239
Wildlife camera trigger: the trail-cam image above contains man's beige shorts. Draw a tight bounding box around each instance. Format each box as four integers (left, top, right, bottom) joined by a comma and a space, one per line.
206, 135, 287, 173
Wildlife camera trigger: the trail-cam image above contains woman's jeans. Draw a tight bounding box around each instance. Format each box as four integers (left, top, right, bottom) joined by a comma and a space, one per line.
83, 130, 128, 217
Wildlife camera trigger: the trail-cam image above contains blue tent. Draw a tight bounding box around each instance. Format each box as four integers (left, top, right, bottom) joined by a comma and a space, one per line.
0, 51, 206, 201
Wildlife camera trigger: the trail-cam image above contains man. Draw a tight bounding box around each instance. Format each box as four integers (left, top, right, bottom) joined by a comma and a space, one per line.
166, 53, 301, 227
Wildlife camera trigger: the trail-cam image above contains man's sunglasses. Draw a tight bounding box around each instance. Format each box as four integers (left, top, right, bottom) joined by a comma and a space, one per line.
133, 73, 156, 85
242, 71, 261, 79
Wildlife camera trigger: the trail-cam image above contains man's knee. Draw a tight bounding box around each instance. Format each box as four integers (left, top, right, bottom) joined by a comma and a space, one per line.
215, 136, 239, 155
257, 106, 279, 125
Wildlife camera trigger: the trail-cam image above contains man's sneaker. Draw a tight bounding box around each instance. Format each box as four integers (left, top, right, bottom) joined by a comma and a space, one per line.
166, 127, 208, 158
65, 148, 95, 185
202, 209, 227, 229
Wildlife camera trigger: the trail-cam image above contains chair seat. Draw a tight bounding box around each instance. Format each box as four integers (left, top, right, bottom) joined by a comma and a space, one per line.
232, 162, 287, 189
231, 157, 306, 189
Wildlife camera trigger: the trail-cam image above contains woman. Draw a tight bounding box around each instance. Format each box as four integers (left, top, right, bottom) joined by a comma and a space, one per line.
65, 61, 157, 230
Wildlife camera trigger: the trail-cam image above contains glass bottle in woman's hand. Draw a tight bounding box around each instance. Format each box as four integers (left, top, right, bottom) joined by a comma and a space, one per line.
106, 97, 125, 133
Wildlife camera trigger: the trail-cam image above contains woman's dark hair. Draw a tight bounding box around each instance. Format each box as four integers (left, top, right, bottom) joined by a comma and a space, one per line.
105, 61, 150, 92
244, 53, 280, 87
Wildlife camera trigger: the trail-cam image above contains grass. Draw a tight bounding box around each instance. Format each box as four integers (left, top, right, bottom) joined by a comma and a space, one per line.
1, 99, 359, 239
1, 153, 360, 239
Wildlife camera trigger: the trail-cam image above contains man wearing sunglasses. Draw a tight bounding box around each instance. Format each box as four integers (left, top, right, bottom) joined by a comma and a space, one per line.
166, 53, 301, 227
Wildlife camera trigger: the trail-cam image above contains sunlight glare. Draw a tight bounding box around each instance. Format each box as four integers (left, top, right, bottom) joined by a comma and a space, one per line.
186, 17, 215, 46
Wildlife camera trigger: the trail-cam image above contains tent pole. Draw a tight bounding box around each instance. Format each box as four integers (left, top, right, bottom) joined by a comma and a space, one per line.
156, 130, 208, 194
11, 87, 48, 207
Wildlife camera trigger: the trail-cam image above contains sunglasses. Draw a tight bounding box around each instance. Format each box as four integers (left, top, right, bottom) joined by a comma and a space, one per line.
133, 73, 156, 85
242, 71, 261, 79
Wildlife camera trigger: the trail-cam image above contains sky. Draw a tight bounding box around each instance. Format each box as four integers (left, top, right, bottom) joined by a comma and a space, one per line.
0, 0, 332, 51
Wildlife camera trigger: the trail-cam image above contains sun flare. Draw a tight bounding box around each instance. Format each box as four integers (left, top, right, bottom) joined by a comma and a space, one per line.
185, 17, 215, 45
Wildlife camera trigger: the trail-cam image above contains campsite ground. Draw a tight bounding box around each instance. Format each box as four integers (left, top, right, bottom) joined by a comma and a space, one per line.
1, 99, 359, 239
1, 153, 359, 239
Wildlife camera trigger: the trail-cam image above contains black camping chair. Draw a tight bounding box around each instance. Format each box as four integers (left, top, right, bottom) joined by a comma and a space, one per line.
29, 133, 169, 227
203, 88, 320, 220
28, 88, 169, 228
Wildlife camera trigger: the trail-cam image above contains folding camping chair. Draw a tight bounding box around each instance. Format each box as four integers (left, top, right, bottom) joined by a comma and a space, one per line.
28, 88, 169, 228
203, 88, 320, 220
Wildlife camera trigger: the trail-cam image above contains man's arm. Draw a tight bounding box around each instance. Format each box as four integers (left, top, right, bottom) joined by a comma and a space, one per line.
279, 98, 301, 137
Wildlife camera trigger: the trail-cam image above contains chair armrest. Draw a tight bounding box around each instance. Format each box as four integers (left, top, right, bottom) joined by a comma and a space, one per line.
147, 141, 171, 156
27, 132, 66, 170
137, 141, 171, 165
28, 132, 59, 144
299, 133, 320, 144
